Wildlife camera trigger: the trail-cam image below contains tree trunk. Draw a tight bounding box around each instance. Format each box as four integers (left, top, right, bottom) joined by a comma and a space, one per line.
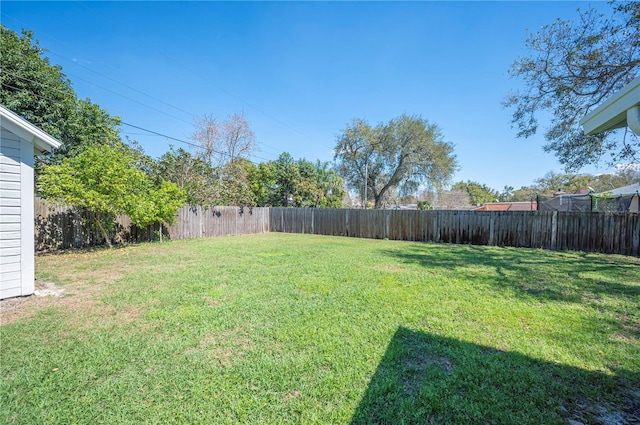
95, 213, 112, 248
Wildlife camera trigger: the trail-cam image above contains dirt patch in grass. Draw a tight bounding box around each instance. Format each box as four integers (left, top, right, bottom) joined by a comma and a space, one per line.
0, 277, 139, 327
1, 280, 68, 325
372, 263, 412, 273
402, 353, 454, 394
564, 390, 640, 425
187, 327, 255, 367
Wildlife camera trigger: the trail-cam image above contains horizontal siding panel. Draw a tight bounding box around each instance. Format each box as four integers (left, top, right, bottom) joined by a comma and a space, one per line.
0, 153, 20, 165
0, 285, 23, 300
0, 206, 20, 215
1, 262, 20, 273
0, 246, 20, 257
0, 180, 20, 191
0, 222, 20, 232
0, 239, 21, 248
0, 135, 21, 148
0, 172, 20, 183
0, 195, 20, 205
0, 230, 20, 240
0, 270, 21, 282
0, 253, 20, 265
0, 214, 20, 223
0, 163, 20, 174
0, 139, 20, 154
0, 227, 21, 241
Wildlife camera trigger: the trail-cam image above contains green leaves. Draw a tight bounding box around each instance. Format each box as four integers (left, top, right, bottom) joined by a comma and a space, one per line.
1, 26, 122, 164
334, 115, 457, 208
452, 181, 500, 205
505, 2, 639, 169
38, 144, 185, 246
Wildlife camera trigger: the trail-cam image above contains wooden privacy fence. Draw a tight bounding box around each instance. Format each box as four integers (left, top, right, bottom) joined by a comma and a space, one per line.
34, 198, 269, 251
34, 198, 640, 256
270, 208, 640, 256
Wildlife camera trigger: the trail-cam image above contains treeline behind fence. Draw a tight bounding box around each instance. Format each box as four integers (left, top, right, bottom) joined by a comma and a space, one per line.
34, 199, 640, 256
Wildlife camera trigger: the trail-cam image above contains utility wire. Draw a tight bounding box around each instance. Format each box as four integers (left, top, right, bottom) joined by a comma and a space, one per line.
45, 49, 197, 119
1, 82, 270, 164
1, 54, 286, 155
2, 69, 193, 125
4, 9, 322, 150
120, 121, 272, 164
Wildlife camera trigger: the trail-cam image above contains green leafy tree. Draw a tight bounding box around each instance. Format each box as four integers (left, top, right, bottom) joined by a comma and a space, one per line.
0, 26, 121, 162
505, 1, 639, 170
312, 160, 345, 208
417, 200, 434, 210
127, 180, 186, 241
334, 115, 457, 208
218, 158, 257, 206
273, 152, 300, 207
247, 161, 278, 207
532, 171, 596, 196
38, 144, 185, 247
511, 187, 538, 202
0, 26, 74, 138
263, 153, 345, 208
153, 147, 220, 206
498, 186, 515, 202
452, 181, 499, 205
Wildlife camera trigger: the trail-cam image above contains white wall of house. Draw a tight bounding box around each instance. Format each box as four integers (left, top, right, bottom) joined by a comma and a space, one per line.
1, 105, 60, 300
0, 128, 35, 298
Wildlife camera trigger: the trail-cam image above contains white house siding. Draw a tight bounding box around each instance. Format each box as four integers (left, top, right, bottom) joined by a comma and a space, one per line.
0, 127, 35, 299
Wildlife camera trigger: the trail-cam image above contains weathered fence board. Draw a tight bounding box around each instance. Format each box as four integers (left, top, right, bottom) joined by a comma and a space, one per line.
35, 198, 270, 251
34, 198, 639, 256
270, 208, 640, 256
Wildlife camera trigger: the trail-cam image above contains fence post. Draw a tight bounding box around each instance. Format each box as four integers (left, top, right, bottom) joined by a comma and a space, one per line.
73, 209, 83, 248
632, 214, 639, 256
488, 213, 495, 246
385, 210, 391, 239
551, 211, 558, 251
345, 209, 349, 236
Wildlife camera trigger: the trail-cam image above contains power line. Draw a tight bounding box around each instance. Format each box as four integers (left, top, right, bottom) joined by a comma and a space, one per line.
2, 70, 281, 158
45, 49, 198, 120
120, 121, 272, 164
1, 82, 270, 164
3, 9, 332, 153
1, 69, 193, 125
1, 55, 287, 156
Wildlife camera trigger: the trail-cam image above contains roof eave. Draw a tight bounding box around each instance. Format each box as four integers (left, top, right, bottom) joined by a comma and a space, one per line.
580, 76, 640, 135
0, 104, 62, 153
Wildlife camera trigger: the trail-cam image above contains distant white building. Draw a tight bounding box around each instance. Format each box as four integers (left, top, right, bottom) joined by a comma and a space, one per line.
580, 76, 640, 213
596, 182, 640, 212
1, 105, 61, 299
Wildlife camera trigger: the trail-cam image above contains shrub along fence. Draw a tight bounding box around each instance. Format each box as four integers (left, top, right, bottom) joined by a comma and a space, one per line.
35, 198, 639, 256
35, 198, 269, 251
270, 208, 640, 256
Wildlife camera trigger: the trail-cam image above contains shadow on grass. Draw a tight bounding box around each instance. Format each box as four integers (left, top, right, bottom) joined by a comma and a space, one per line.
379, 244, 640, 324
351, 327, 639, 425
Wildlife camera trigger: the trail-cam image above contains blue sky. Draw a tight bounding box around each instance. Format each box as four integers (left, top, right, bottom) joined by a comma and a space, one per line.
1, 1, 618, 191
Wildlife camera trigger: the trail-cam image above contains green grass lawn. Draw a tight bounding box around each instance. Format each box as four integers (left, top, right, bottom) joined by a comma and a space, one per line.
1, 233, 639, 424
